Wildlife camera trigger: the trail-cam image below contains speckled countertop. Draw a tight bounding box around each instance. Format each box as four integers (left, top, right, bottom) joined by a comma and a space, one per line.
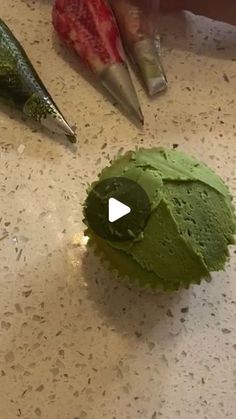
0, 1, 236, 419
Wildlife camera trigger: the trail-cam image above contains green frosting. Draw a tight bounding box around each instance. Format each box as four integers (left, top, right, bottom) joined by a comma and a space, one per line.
0, 18, 77, 144
24, 93, 56, 122
0, 18, 50, 114
86, 148, 236, 291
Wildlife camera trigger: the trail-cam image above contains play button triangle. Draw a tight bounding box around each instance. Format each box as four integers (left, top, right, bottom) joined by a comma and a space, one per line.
108, 197, 131, 223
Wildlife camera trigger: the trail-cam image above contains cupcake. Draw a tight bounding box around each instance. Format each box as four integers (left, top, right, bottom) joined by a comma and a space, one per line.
83, 148, 236, 291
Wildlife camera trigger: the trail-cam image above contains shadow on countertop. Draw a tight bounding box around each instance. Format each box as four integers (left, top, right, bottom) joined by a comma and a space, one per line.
80, 244, 192, 340
0, 236, 232, 417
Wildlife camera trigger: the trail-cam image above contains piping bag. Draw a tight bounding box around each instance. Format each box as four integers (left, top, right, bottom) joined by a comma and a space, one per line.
110, 0, 167, 96
52, 0, 143, 124
0, 19, 76, 143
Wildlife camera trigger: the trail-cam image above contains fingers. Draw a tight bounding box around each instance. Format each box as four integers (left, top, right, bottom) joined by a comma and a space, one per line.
160, 0, 236, 26
160, 0, 186, 12
185, 0, 236, 26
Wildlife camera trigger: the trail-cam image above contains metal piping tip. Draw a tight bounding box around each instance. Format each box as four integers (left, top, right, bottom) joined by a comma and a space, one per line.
23, 95, 77, 143
131, 37, 167, 97
40, 109, 77, 144
100, 63, 144, 125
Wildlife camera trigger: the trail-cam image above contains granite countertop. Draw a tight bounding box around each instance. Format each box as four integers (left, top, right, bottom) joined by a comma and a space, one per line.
0, 1, 236, 419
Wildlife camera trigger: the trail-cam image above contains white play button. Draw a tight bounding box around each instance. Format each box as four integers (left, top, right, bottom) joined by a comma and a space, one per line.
108, 197, 131, 223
